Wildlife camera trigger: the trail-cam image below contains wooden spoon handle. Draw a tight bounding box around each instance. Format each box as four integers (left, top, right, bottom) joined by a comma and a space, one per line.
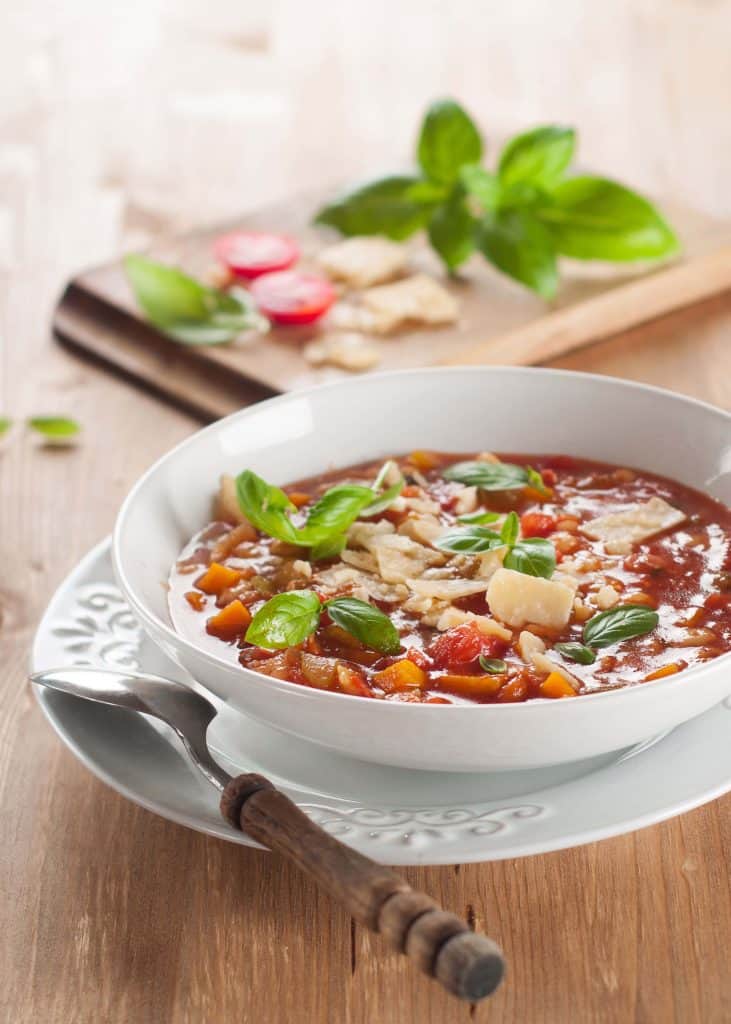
221, 773, 504, 1001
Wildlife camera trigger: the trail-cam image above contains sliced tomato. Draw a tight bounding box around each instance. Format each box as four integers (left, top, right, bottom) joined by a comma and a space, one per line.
250, 271, 335, 325
213, 232, 300, 280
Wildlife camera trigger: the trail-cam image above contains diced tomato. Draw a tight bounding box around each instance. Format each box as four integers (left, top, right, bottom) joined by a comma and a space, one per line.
213, 231, 299, 280
405, 646, 432, 671
520, 512, 556, 538
429, 624, 506, 672
250, 271, 335, 325
541, 468, 557, 487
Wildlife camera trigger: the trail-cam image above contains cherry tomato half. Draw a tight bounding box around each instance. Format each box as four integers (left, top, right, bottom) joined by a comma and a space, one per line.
213, 231, 300, 280
250, 270, 335, 326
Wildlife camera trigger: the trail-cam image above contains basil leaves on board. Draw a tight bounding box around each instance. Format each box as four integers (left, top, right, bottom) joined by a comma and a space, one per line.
314, 99, 678, 296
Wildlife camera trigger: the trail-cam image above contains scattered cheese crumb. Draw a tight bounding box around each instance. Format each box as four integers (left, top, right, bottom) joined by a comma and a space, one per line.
360, 274, 459, 333
436, 607, 513, 642
518, 630, 546, 661
304, 332, 381, 372
595, 585, 621, 610
292, 559, 313, 578
454, 487, 478, 515
317, 236, 408, 288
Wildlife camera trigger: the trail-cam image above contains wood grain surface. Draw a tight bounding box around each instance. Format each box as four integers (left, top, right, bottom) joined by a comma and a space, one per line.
2, 3, 731, 1022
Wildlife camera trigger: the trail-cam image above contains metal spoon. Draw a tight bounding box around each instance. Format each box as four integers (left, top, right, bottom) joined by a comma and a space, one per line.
31, 666, 505, 1002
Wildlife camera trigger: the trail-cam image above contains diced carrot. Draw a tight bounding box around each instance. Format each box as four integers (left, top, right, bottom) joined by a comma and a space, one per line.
184, 590, 206, 612
644, 663, 682, 681
425, 696, 453, 705
206, 599, 252, 640
539, 673, 577, 699
287, 491, 312, 508
498, 678, 529, 702
373, 659, 427, 692
524, 486, 553, 503
196, 562, 242, 595
622, 592, 657, 608
435, 674, 503, 698
408, 450, 441, 471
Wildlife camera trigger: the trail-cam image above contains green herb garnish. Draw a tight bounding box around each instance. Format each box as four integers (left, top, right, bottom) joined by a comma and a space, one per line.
554, 642, 596, 666
503, 537, 556, 580
582, 604, 659, 649
435, 526, 505, 554
500, 511, 520, 548
245, 591, 400, 655
245, 591, 322, 649
456, 510, 501, 525
0, 417, 12, 437
27, 417, 81, 443
325, 597, 401, 655
314, 99, 679, 297
125, 254, 267, 345
443, 461, 530, 491
554, 605, 659, 666
479, 655, 507, 674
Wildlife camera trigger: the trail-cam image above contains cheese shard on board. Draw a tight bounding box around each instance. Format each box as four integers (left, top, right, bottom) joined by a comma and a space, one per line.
304, 332, 381, 372
360, 274, 459, 333
317, 237, 408, 288
580, 497, 686, 555
487, 568, 575, 630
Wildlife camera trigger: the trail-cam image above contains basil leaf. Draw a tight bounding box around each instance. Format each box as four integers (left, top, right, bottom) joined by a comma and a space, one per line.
326, 597, 401, 655
555, 642, 596, 665
313, 176, 433, 240
245, 591, 322, 649
498, 126, 575, 190
435, 526, 504, 554
443, 461, 529, 491
479, 207, 558, 299
500, 511, 520, 547
428, 191, 477, 271
27, 416, 81, 442
539, 177, 680, 261
0, 417, 11, 437
457, 510, 501, 525
459, 165, 501, 211
310, 534, 347, 561
526, 465, 550, 495
125, 256, 264, 345
504, 538, 556, 579
583, 604, 659, 649
406, 180, 450, 204
479, 655, 507, 674
361, 480, 404, 518
235, 470, 299, 544
417, 99, 483, 185
298, 484, 374, 544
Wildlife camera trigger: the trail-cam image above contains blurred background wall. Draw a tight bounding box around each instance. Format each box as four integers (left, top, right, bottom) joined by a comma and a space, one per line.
1, 0, 730, 299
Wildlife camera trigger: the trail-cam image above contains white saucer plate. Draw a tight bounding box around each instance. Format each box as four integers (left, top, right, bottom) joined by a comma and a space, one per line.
31, 539, 731, 866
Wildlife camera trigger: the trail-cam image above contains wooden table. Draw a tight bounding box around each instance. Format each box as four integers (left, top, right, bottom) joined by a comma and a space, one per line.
3, 3, 731, 1020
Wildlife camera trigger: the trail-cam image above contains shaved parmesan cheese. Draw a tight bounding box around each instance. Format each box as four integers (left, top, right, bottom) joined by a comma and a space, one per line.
340, 549, 379, 573
487, 568, 575, 630
360, 274, 459, 334
595, 584, 621, 610
435, 607, 512, 642
532, 652, 580, 690
406, 577, 489, 600
475, 547, 507, 580
314, 564, 407, 604
304, 332, 381, 372
317, 236, 408, 288
371, 534, 443, 583
292, 559, 313, 578
216, 474, 255, 529
398, 515, 445, 546
580, 497, 686, 554
348, 520, 395, 549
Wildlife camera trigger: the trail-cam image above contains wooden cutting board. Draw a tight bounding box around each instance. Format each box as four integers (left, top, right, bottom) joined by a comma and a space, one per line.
53, 187, 731, 421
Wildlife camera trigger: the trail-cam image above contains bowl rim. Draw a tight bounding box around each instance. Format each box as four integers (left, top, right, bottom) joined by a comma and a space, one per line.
112, 364, 731, 712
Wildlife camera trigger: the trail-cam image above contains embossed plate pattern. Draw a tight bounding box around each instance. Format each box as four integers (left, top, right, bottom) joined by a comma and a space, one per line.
31, 539, 731, 865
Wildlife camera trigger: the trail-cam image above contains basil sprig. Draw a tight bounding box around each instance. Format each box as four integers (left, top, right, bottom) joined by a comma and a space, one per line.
503, 538, 555, 580
125, 255, 267, 345
245, 591, 400, 654
435, 526, 504, 554
245, 591, 322, 649
314, 99, 678, 296
443, 461, 530, 491
27, 416, 81, 443
555, 604, 659, 666
235, 466, 403, 557
457, 510, 500, 525
582, 604, 659, 649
